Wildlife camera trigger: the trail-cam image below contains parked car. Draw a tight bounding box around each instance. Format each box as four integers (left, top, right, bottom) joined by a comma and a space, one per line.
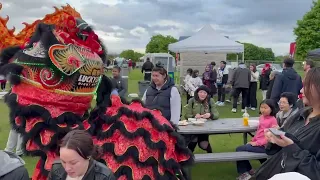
256, 64, 283, 73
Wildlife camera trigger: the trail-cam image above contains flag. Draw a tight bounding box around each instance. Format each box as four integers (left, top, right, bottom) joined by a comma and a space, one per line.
289, 42, 296, 58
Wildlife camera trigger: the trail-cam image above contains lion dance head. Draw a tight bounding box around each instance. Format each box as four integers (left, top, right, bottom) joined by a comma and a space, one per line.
0, 4, 193, 180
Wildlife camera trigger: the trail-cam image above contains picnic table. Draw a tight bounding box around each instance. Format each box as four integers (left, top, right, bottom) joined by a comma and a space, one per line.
178, 117, 259, 144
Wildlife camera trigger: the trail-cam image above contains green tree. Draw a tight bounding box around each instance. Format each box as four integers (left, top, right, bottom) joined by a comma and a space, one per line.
146, 34, 178, 56
119, 49, 135, 60
119, 50, 144, 62
294, 1, 320, 60
133, 51, 144, 62
229, 43, 275, 61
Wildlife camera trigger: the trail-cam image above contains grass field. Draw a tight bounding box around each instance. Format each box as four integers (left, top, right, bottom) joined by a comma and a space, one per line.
0, 69, 269, 180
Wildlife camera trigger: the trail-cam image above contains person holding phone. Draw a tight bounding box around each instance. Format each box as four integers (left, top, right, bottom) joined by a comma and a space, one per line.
253, 67, 320, 180
235, 99, 278, 180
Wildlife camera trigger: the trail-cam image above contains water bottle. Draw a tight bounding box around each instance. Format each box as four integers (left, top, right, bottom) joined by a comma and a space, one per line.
243, 109, 249, 126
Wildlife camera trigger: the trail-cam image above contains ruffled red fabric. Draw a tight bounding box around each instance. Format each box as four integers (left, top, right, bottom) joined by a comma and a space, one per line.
95, 95, 192, 179
12, 82, 92, 118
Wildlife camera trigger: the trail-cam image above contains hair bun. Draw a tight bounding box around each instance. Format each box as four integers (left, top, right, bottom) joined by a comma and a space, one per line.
91, 145, 103, 160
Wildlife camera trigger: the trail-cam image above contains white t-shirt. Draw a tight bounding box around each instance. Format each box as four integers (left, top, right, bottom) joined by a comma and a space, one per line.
0, 75, 5, 80
66, 175, 84, 180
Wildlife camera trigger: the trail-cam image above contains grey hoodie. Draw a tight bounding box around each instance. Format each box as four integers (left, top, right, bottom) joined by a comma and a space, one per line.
231, 65, 251, 89
0, 150, 25, 177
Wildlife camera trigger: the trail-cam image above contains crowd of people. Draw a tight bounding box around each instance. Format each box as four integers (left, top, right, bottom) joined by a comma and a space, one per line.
2, 56, 320, 180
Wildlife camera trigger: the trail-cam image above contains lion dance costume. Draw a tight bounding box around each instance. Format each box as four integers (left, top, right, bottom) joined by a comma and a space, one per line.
0, 4, 193, 180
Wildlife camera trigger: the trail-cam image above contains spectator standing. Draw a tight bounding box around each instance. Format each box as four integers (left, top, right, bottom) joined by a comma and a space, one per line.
142, 63, 181, 125
183, 68, 193, 102
231, 63, 251, 113
186, 70, 203, 98
266, 71, 281, 99
216, 61, 229, 106
202, 64, 217, 97
259, 63, 272, 100
141, 58, 154, 81
270, 58, 303, 103
303, 59, 314, 74
246, 64, 259, 110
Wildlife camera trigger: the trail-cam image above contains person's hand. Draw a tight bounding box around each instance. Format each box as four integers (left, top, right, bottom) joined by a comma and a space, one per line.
264, 129, 294, 147
222, 84, 226, 88
248, 142, 258, 146
195, 114, 202, 119
202, 113, 211, 119
272, 125, 280, 129
272, 135, 294, 147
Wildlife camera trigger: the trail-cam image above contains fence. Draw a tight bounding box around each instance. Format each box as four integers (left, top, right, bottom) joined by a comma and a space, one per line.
229, 60, 306, 72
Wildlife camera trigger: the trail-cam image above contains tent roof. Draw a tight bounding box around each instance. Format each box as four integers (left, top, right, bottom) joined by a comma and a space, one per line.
307, 48, 320, 60
168, 24, 244, 53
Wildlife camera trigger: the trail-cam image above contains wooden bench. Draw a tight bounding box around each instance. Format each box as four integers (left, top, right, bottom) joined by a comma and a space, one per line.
195, 152, 269, 163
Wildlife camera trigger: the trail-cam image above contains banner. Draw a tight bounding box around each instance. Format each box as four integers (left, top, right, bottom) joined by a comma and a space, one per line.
289, 42, 296, 58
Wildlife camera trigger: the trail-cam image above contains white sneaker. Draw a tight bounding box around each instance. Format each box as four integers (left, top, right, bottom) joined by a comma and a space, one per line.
215, 101, 221, 105
241, 109, 246, 112
232, 108, 237, 113
225, 99, 231, 103
251, 107, 256, 111
236, 172, 252, 180
218, 102, 225, 106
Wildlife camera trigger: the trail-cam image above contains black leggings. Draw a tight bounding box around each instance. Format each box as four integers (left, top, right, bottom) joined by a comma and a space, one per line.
217, 85, 225, 102
247, 82, 257, 108
187, 134, 212, 153
0, 82, 6, 90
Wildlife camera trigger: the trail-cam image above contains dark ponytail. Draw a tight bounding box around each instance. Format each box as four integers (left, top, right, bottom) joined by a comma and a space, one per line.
91, 145, 103, 160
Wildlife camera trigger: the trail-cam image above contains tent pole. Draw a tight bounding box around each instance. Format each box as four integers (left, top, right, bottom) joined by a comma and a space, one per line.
242, 51, 245, 63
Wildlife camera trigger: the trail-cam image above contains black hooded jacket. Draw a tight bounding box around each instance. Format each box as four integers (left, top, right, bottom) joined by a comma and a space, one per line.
270, 68, 302, 102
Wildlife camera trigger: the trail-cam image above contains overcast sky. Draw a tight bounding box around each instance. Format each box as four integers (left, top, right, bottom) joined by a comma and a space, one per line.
0, 0, 314, 55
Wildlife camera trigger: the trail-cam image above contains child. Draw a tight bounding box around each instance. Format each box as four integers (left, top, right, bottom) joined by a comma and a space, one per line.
235, 99, 278, 180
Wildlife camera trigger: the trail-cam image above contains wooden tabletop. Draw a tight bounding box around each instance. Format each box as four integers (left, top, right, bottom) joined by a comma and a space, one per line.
178, 118, 259, 134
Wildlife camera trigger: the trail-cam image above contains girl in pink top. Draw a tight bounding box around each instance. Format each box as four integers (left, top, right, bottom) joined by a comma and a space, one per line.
236, 99, 278, 180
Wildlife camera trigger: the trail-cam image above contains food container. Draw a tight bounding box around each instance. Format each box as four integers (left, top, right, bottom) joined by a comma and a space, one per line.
192, 121, 205, 126
248, 120, 259, 127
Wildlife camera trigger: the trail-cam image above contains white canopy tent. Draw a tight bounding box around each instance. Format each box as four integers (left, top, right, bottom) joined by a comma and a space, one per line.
168, 24, 244, 61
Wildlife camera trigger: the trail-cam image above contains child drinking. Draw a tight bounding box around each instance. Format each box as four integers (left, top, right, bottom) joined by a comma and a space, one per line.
235, 99, 278, 180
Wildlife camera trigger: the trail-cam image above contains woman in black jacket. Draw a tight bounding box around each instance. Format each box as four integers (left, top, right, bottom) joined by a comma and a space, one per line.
48, 130, 115, 180
259, 63, 272, 100
266, 71, 280, 99
253, 67, 320, 180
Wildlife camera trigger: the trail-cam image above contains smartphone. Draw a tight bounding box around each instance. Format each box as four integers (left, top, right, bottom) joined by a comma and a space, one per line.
268, 128, 286, 138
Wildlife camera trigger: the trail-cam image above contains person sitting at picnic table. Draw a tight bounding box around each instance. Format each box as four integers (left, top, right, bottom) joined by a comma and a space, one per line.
252, 67, 320, 180
276, 92, 299, 129
184, 85, 219, 153
235, 99, 278, 180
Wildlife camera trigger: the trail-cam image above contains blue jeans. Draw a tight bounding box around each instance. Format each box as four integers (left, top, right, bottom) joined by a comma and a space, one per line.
236, 144, 266, 174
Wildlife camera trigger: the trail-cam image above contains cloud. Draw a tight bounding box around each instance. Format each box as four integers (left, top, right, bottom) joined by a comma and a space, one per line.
0, 0, 314, 55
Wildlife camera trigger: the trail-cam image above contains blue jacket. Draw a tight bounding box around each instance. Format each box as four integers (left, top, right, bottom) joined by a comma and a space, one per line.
270, 68, 302, 102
